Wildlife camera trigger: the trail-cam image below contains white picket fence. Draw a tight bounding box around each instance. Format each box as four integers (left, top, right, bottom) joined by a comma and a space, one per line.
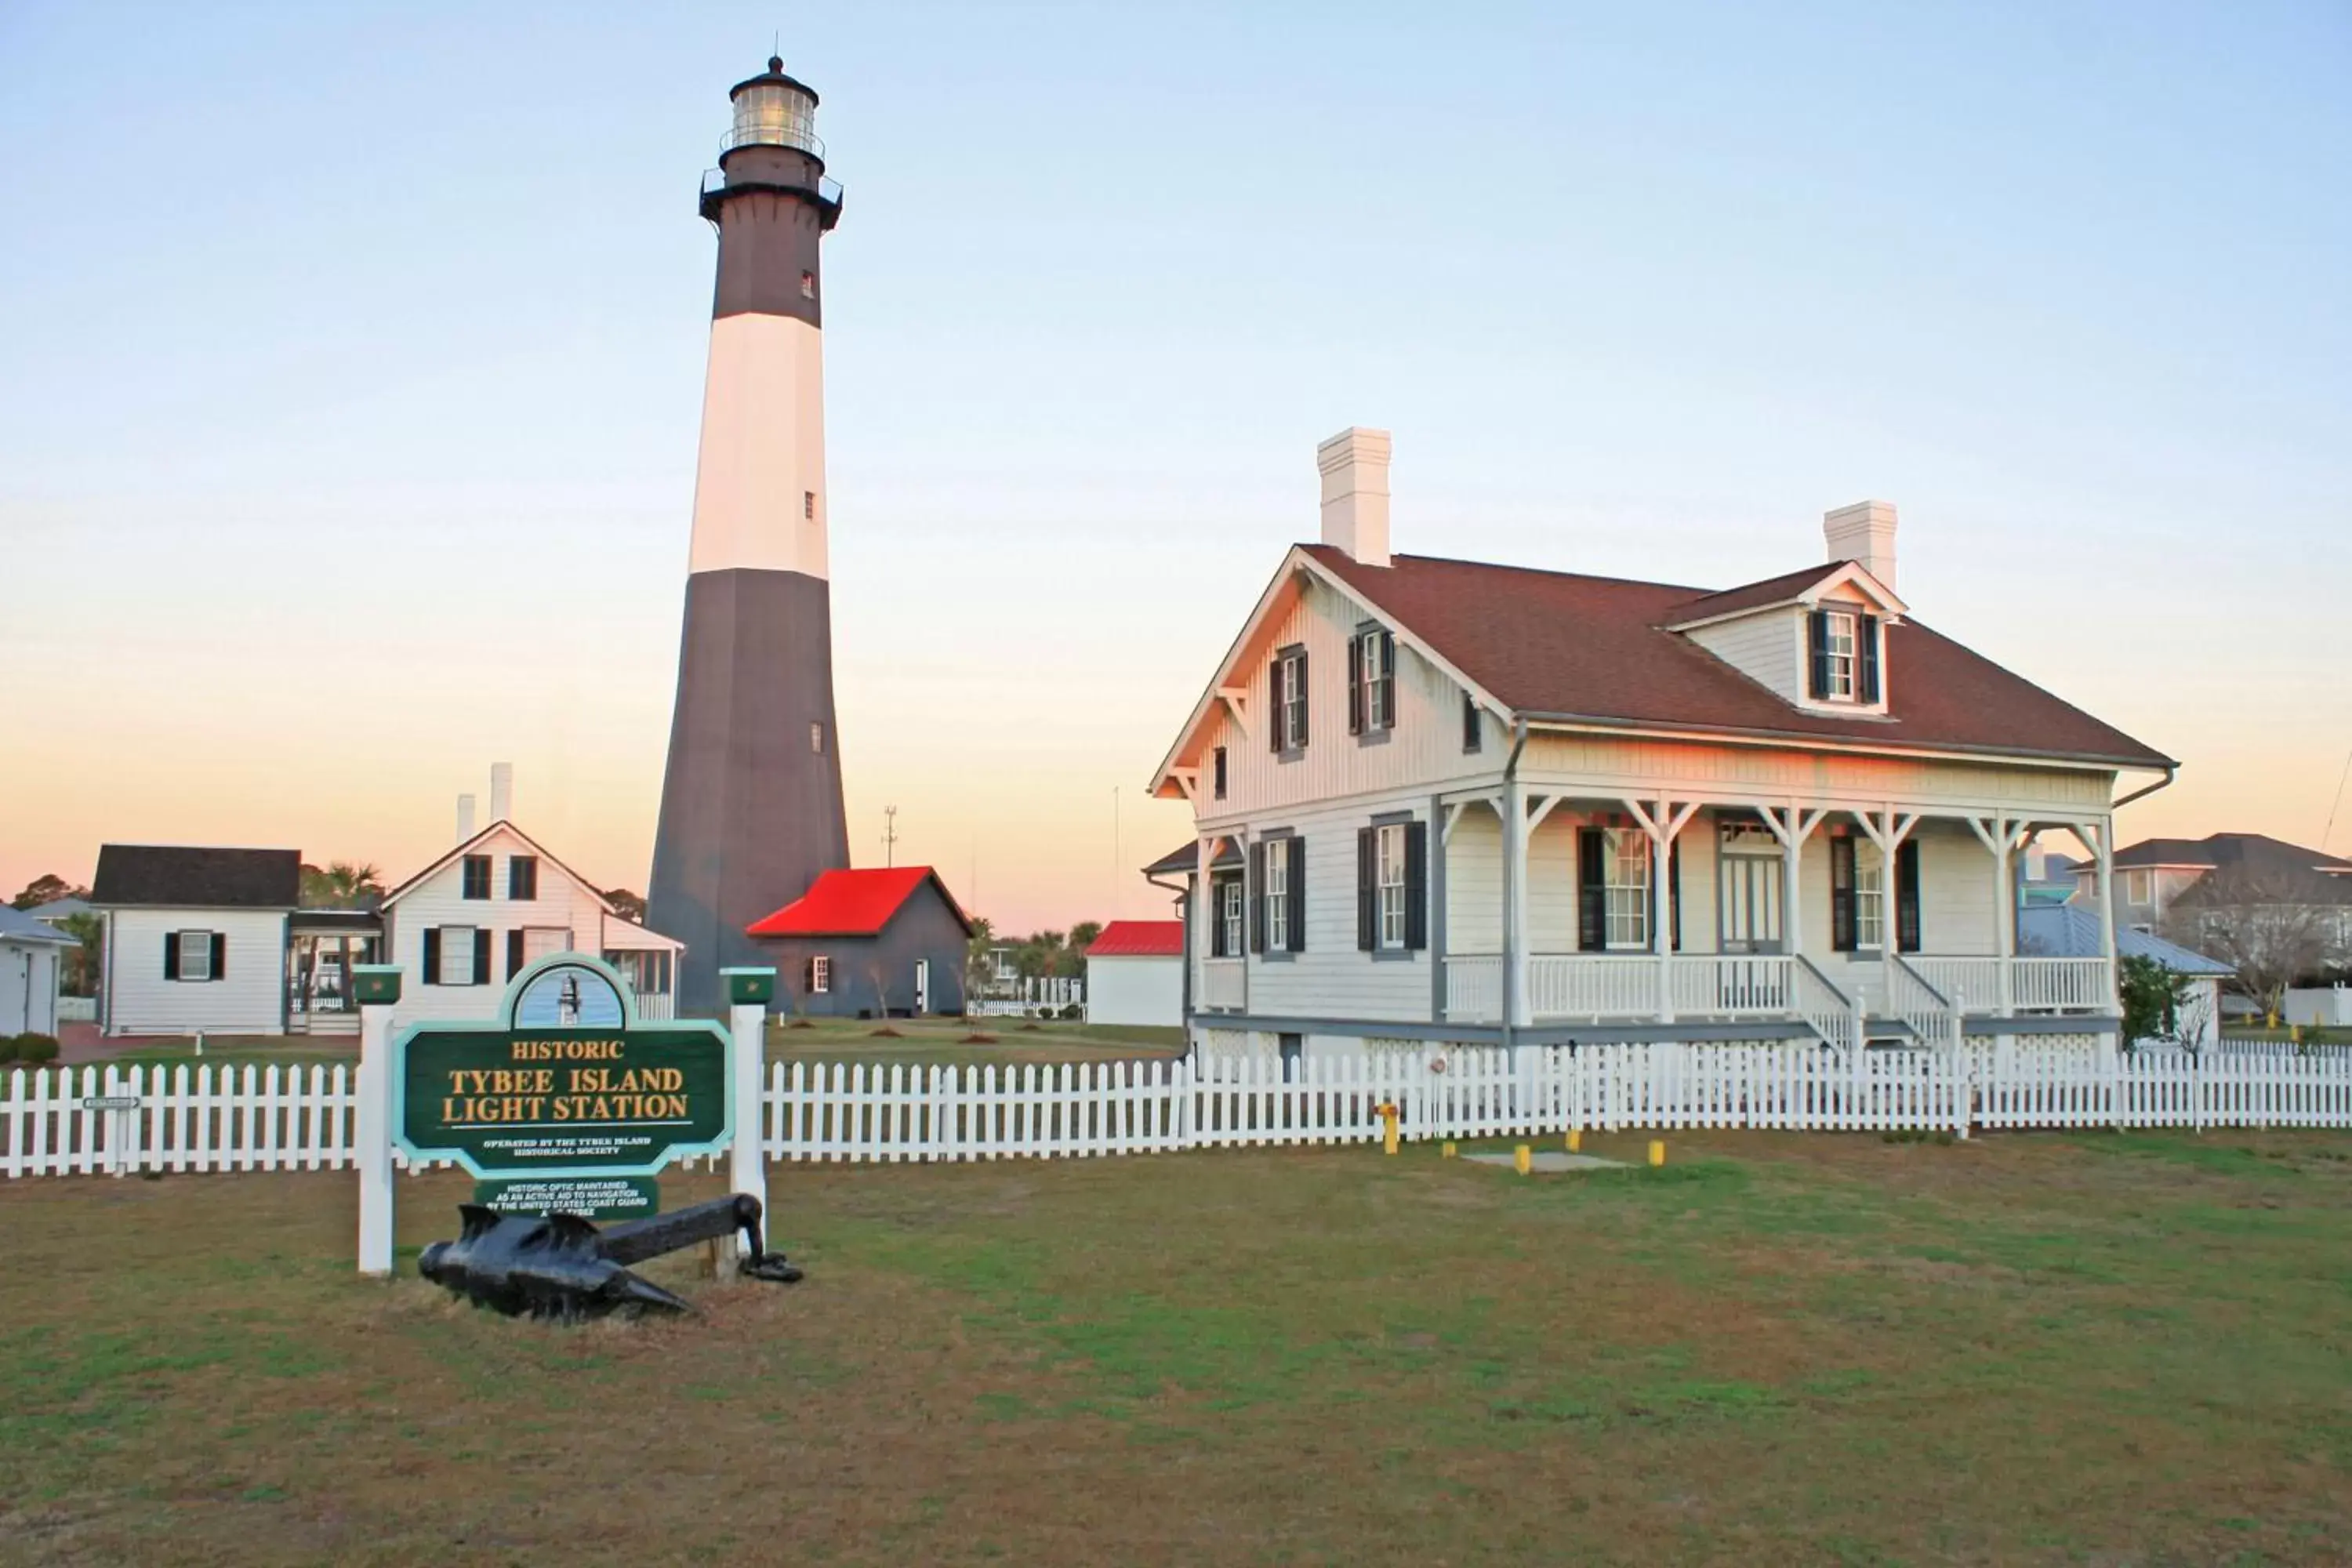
9, 1044, 2352, 1177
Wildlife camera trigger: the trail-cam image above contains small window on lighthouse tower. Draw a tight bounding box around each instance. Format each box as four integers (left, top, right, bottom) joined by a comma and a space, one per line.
804, 491, 816, 521
800, 270, 815, 299
809, 722, 825, 755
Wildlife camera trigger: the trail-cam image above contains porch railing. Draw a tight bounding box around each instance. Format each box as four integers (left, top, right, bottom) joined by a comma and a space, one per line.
1528, 954, 1657, 1020
1444, 955, 1502, 1025
1886, 956, 1961, 1052
1791, 956, 1859, 1053
632, 991, 675, 1022
1907, 957, 2002, 1014
1200, 959, 1246, 1011
2013, 957, 2111, 1012
1668, 955, 1791, 1017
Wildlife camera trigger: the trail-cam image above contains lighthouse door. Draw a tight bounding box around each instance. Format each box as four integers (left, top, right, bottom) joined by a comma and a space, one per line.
914, 959, 931, 1015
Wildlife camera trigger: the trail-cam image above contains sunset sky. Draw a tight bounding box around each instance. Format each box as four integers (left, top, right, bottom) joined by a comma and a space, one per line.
2, 2, 2347, 933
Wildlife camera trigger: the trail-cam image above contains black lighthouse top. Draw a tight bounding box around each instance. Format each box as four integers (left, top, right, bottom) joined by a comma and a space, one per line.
703, 54, 842, 228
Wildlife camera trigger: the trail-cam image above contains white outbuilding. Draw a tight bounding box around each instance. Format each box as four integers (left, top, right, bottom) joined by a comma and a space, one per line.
0, 906, 77, 1036
1083, 920, 1185, 1029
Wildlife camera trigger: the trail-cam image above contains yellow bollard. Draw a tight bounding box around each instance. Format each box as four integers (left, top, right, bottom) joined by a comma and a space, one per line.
1648, 1139, 1667, 1167
1377, 1102, 1400, 1156
1566, 1128, 1583, 1154
1513, 1144, 1532, 1175
2290, 1023, 2302, 1046
1442, 1140, 1457, 1159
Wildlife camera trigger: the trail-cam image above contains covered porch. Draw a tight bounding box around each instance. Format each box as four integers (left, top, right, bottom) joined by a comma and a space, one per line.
1438, 789, 2119, 1047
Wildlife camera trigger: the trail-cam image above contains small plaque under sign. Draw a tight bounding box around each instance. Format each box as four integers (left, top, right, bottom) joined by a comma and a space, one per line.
82, 1096, 142, 1112
472, 1175, 661, 1221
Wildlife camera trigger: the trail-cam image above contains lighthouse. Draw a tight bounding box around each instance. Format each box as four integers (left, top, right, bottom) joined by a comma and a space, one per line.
649, 56, 851, 1017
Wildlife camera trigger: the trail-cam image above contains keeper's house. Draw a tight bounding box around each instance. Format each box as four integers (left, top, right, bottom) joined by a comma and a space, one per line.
746, 867, 972, 1019
1148, 428, 2174, 1062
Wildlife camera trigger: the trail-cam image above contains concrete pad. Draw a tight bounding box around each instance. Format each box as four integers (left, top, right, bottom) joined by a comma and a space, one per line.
1463, 1152, 1630, 1173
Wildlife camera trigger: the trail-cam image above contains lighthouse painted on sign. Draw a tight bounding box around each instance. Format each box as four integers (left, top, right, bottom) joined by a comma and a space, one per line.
650, 57, 852, 1018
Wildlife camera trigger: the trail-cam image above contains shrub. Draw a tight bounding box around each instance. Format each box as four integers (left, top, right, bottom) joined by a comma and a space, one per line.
11, 1033, 59, 1065
1059, 1004, 1083, 1021
0, 1035, 16, 1065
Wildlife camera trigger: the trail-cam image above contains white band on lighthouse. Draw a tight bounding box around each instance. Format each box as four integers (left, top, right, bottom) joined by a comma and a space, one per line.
686, 312, 829, 580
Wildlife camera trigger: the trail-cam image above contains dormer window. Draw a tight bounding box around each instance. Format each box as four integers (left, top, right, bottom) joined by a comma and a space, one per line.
1807, 609, 1881, 705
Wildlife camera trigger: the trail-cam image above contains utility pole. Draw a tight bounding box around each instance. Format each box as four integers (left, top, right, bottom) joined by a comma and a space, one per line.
883, 805, 899, 868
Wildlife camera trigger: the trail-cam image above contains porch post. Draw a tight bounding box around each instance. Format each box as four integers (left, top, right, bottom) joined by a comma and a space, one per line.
1504, 780, 1528, 1028
1996, 822, 2018, 1017
2091, 816, 2119, 1007
1194, 833, 1214, 1014
1653, 827, 1672, 1022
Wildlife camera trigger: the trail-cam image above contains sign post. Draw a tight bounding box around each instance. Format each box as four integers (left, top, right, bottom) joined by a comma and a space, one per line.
720, 967, 775, 1265
364, 953, 739, 1275
354, 964, 403, 1276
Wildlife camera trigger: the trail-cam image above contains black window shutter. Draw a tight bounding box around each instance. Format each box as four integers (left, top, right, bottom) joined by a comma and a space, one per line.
1356, 828, 1375, 951
1268, 656, 1283, 752
1807, 611, 1831, 699
209, 932, 226, 982
164, 932, 180, 980
1295, 650, 1308, 746
1859, 615, 1881, 703
1287, 837, 1308, 953
1379, 631, 1396, 730
1577, 828, 1606, 953
472, 928, 492, 985
1463, 693, 1481, 752
1670, 840, 1682, 953
423, 927, 441, 985
1896, 840, 1922, 953
1403, 821, 1428, 950
1249, 842, 1267, 954
1347, 634, 1364, 735
506, 928, 525, 980
1831, 838, 1857, 953
803, 957, 815, 994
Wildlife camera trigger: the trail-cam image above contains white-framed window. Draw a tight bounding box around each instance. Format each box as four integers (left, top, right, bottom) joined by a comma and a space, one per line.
176, 930, 214, 982
1355, 627, 1394, 732
1277, 650, 1308, 751
439, 926, 476, 986
1221, 877, 1245, 957
1265, 841, 1290, 952
1376, 822, 1408, 949
1605, 830, 1651, 949
811, 955, 832, 994
1854, 842, 1886, 951
2125, 869, 2154, 906
1823, 611, 1858, 700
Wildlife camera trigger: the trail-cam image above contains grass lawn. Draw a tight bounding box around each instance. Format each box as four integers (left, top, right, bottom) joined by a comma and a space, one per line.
3, 1129, 2349, 1564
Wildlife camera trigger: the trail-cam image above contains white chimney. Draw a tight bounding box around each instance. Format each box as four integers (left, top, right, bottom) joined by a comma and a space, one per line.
1317, 427, 1392, 568
1824, 499, 1897, 591
456, 793, 477, 843
488, 762, 514, 825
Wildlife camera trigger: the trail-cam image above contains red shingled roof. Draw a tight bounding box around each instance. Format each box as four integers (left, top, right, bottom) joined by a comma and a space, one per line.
1301, 546, 2172, 768
745, 867, 972, 938
1087, 920, 1185, 958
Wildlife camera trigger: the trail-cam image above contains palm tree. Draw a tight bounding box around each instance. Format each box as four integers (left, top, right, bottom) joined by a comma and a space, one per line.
301, 861, 386, 909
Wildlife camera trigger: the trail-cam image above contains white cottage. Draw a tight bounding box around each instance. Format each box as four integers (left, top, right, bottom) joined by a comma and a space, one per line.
1148, 429, 2175, 1063
92, 845, 303, 1036
378, 820, 683, 1030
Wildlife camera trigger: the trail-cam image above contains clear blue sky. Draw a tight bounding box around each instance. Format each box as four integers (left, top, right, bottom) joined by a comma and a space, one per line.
3, 2, 2347, 927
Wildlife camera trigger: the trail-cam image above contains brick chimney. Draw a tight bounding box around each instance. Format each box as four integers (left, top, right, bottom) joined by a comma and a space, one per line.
1317, 427, 1392, 568
1824, 499, 1897, 592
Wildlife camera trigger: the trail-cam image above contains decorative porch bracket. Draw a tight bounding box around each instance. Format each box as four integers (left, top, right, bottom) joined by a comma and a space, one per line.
1756, 804, 1828, 958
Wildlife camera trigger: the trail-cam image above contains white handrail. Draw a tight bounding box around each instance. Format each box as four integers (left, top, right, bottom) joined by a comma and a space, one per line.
1791, 955, 1858, 1052
1886, 955, 1961, 1053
